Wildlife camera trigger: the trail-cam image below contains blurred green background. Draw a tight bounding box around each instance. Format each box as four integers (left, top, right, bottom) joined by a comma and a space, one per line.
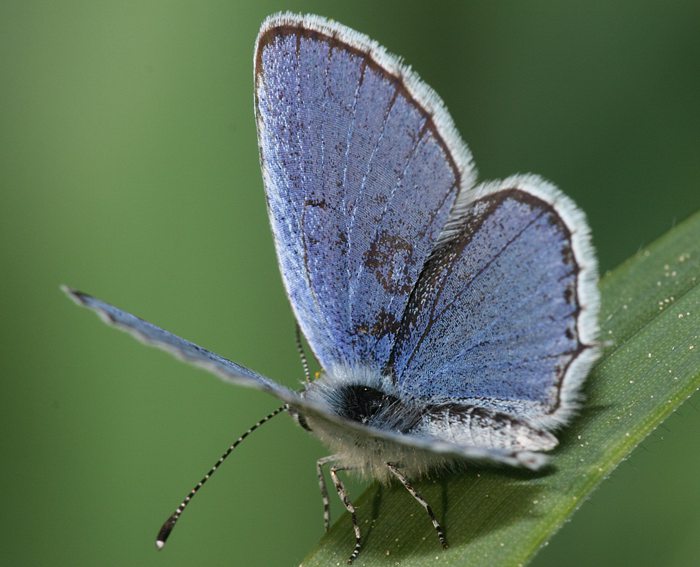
2, 1, 699, 566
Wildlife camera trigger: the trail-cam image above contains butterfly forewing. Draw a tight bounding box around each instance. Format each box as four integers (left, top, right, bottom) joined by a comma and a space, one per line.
255, 18, 472, 373
62, 287, 298, 401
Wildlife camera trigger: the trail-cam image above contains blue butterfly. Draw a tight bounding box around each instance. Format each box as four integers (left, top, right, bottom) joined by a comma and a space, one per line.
64, 12, 600, 563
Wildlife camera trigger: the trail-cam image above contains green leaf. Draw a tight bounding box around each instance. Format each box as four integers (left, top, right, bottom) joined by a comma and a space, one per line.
302, 211, 700, 567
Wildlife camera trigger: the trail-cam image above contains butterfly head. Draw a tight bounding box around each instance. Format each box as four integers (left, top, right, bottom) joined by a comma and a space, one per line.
287, 365, 452, 479
291, 365, 420, 433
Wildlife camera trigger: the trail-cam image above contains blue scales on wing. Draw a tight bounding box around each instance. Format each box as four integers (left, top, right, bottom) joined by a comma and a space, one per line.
61, 286, 298, 401
387, 179, 597, 423
255, 25, 470, 372
62, 284, 548, 468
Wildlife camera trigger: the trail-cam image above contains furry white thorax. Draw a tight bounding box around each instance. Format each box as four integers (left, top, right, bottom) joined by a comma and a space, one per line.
296, 366, 454, 481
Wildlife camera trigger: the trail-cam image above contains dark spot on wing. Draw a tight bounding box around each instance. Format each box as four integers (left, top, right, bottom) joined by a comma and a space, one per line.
564, 282, 575, 304
353, 308, 401, 339
371, 308, 401, 337
363, 231, 415, 294
304, 197, 328, 209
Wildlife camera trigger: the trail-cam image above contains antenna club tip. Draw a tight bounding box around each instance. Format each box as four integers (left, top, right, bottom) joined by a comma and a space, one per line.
155, 539, 166, 550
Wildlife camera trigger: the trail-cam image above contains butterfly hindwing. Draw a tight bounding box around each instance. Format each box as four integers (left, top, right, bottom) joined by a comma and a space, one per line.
255, 15, 474, 373
387, 177, 599, 427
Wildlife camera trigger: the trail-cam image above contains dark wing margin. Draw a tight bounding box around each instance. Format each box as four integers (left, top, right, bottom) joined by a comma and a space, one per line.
254, 13, 476, 374
387, 176, 600, 430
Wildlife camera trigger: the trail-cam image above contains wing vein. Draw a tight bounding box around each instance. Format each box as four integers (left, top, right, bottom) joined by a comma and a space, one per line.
346, 85, 401, 325
397, 210, 547, 376
295, 36, 338, 352
340, 59, 368, 322
348, 120, 429, 311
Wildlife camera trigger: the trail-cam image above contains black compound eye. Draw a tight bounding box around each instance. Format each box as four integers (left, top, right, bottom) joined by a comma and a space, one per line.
336, 385, 399, 424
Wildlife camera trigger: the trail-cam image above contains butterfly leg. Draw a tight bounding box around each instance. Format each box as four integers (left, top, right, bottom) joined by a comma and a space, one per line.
386, 462, 448, 549
329, 465, 361, 563
315, 455, 336, 531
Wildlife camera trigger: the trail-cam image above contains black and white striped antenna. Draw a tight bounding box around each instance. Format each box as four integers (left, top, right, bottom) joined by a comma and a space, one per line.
155, 405, 287, 549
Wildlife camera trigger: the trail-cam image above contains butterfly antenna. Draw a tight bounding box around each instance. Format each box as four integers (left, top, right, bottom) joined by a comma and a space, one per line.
295, 323, 311, 382
155, 405, 287, 550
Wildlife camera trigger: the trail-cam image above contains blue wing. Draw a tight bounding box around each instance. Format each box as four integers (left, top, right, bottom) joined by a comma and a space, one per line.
62, 286, 297, 401
254, 15, 474, 373
62, 286, 549, 470
387, 177, 600, 427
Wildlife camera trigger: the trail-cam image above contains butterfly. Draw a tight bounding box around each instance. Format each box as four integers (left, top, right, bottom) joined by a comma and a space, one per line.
64, 12, 600, 563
